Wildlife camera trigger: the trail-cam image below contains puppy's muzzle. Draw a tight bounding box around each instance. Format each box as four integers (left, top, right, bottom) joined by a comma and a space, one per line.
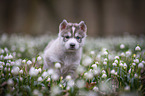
70, 43, 75, 49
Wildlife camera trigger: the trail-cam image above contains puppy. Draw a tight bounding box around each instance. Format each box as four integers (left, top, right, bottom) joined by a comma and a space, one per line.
43, 19, 87, 78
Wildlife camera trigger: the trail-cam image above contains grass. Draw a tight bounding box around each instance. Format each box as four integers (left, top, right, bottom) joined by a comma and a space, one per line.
0, 34, 145, 96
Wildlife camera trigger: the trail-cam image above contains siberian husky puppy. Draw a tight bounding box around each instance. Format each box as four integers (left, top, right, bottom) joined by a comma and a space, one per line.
43, 19, 87, 78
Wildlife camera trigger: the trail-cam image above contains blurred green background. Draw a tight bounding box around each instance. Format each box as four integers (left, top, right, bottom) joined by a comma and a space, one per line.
0, 0, 145, 37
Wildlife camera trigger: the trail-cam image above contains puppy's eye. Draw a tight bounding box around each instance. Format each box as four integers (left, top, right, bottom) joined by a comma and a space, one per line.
76, 36, 80, 39
65, 36, 70, 39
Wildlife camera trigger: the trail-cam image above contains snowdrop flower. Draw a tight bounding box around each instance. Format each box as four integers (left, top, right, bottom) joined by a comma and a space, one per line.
66, 75, 72, 81
10, 61, 15, 66
102, 74, 107, 78
90, 51, 95, 55
6, 63, 10, 66
114, 60, 118, 63
114, 56, 119, 59
85, 72, 93, 79
93, 68, 100, 75
33, 89, 39, 95
0, 49, 4, 54
4, 55, 9, 60
37, 77, 43, 82
67, 80, 75, 87
111, 69, 116, 75
19, 77, 23, 81
42, 71, 48, 78
37, 56, 42, 61
82, 56, 92, 66
135, 46, 141, 51
124, 86, 130, 91
123, 63, 127, 68
7, 79, 14, 86
38, 68, 42, 73
102, 70, 106, 74
76, 79, 85, 88
0, 65, 3, 69
104, 58, 108, 61
55, 63, 61, 68
112, 63, 117, 66
0, 55, 4, 60
8, 54, 13, 59
29, 67, 39, 76
11, 66, 20, 75
27, 60, 32, 65
115, 72, 118, 75
103, 51, 108, 55
142, 60, 145, 64
120, 44, 125, 49
15, 59, 22, 66
19, 69, 23, 74
47, 69, 54, 75
126, 50, 132, 57
22, 59, 26, 64
51, 73, 59, 81
121, 52, 125, 57
4, 48, 9, 53
93, 86, 99, 91
77, 65, 85, 74
66, 86, 70, 90
47, 77, 51, 82
134, 73, 138, 78
91, 64, 97, 69
119, 63, 124, 67
128, 69, 131, 73
103, 61, 107, 65
138, 63, 144, 68
134, 59, 140, 63
132, 63, 136, 66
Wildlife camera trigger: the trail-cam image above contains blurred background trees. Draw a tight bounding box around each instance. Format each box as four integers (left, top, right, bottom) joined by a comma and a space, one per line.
0, 0, 145, 37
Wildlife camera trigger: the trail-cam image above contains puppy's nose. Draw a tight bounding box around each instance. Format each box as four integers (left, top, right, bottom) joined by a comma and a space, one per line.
70, 43, 75, 47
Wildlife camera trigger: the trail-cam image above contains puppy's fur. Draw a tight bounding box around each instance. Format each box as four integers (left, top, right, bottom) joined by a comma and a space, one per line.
43, 19, 87, 78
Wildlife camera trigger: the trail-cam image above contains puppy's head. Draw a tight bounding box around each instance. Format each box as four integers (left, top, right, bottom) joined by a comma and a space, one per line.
59, 19, 87, 52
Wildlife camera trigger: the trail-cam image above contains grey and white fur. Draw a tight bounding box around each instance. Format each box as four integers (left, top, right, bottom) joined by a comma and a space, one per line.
43, 19, 87, 78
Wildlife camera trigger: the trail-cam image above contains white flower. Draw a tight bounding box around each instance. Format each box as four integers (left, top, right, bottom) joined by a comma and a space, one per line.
29, 67, 39, 76
112, 63, 117, 66
134, 73, 138, 78
128, 69, 131, 73
19, 70, 23, 74
135, 46, 141, 51
55, 63, 61, 68
67, 80, 75, 87
133, 59, 139, 63
0, 65, 3, 69
38, 68, 42, 73
103, 51, 108, 55
38, 77, 43, 82
76, 65, 85, 74
126, 50, 132, 57
102, 74, 107, 78
93, 86, 99, 91
8, 54, 13, 59
102, 70, 106, 74
15, 59, 22, 66
138, 63, 144, 68
4, 55, 9, 60
111, 69, 116, 75
114, 56, 119, 59
142, 60, 145, 64
33, 89, 39, 95
120, 44, 125, 49
123, 63, 127, 68
66, 75, 72, 81
119, 63, 124, 67
104, 58, 108, 61
93, 68, 100, 75
90, 51, 95, 55
27, 60, 32, 65
47, 77, 51, 82
76, 79, 85, 88
66, 86, 70, 90
121, 52, 125, 57
37, 56, 42, 61
91, 64, 97, 69
85, 72, 93, 79
132, 63, 136, 66
124, 86, 130, 91
51, 73, 59, 81
42, 71, 48, 78
7, 79, 14, 86
11, 67, 20, 75
82, 56, 92, 66
47, 69, 54, 75
22, 59, 26, 63
103, 61, 107, 65
115, 72, 118, 75
114, 60, 118, 63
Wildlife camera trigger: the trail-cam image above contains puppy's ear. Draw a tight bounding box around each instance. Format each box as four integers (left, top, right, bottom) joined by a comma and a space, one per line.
59, 19, 68, 30
79, 21, 87, 32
